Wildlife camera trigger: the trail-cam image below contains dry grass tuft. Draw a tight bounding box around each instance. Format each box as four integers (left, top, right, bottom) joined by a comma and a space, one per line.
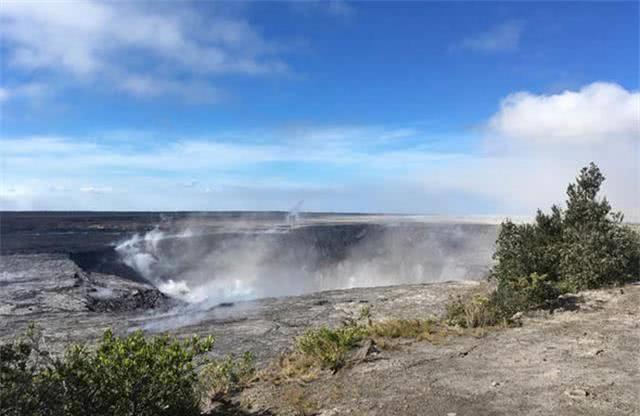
280, 384, 319, 416
266, 352, 323, 383
445, 294, 500, 329
367, 318, 435, 340
199, 352, 256, 401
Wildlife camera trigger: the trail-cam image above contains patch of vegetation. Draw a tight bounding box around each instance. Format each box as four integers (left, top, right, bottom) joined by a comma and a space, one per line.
276, 312, 452, 378
367, 318, 434, 340
294, 324, 366, 371
200, 352, 256, 401
494, 163, 639, 290
445, 294, 500, 328
279, 384, 319, 416
357, 304, 371, 321
270, 350, 322, 383
490, 273, 561, 319
447, 163, 640, 326
265, 326, 358, 383
0, 324, 255, 416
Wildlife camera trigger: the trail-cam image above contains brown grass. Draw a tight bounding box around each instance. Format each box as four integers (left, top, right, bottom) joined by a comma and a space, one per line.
367, 318, 435, 340
279, 384, 319, 416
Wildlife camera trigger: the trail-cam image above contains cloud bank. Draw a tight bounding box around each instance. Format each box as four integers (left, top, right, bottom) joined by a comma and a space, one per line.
1, 82, 638, 220
488, 82, 639, 143
0, 0, 286, 102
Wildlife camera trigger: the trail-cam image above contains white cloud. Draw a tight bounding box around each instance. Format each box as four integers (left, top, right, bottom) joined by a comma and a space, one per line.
0, 0, 287, 100
290, 1, 354, 18
0, 82, 50, 103
1, 84, 638, 219
0, 136, 99, 154
487, 82, 640, 143
459, 20, 523, 53
181, 181, 199, 189
80, 186, 113, 194
325, 1, 354, 17
118, 75, 221, 103
476, 82, 639, 220
0, 126, 433, 176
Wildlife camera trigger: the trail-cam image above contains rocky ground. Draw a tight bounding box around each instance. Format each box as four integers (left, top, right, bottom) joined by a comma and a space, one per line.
234, 283, 640, 416
0, 253, 476, 361
2, 253, 638, 415
0, 254, 174, 316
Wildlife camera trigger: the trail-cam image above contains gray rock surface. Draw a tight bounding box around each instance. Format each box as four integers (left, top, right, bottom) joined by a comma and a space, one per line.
0, 252, 478, 361
239, 284, 640, 416
0, 254, 173, 317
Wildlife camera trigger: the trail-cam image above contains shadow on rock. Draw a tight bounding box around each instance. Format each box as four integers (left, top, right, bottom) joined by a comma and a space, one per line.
203, 399, 274, 416
550, 293, 608, 313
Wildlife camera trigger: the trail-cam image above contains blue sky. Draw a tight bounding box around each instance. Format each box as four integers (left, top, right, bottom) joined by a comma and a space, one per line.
1, 1, 638, 217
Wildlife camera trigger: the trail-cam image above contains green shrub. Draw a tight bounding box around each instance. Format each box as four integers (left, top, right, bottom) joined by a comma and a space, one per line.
490, 163, 640, 316
199, 352, 255, 400
357, 304, 371, 321
1, 326, 215, 416
294, 324, 365, 371
290, 315, 443, 373
490, 273, 560, 319
0, 324, 63, 416
444, 296, 467, 327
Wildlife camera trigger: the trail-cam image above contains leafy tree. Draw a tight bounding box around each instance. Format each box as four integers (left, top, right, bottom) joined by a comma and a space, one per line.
490, 163, 640, 315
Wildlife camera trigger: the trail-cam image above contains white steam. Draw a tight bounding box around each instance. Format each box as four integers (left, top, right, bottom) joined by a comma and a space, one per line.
115, 228, 163, 278
115, 216, 497, 308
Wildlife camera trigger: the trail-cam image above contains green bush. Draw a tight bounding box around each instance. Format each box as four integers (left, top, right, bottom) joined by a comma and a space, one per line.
290, 315, 442, 372
0, 325, 63, 416
294, 324, 366, 371
199, 352, 255, 400
1, 326, 215, 416
490, 163, 640, 315
490, 273, 560, 319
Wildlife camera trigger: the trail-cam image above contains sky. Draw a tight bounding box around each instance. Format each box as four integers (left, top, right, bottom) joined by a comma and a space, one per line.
0, 1, 638, 218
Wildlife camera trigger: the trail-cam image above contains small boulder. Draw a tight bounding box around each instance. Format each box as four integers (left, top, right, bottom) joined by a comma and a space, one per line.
351, 339, 379, 364
564, 388, 589, 399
